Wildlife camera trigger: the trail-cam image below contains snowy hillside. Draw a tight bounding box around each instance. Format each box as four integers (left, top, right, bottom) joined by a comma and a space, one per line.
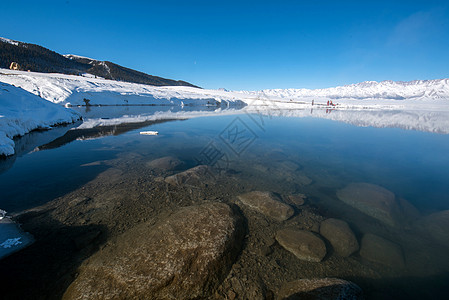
0, 69, 246, 107
0, 82, 80, 156
241, 79, 449, 101
0, 37, 198, 87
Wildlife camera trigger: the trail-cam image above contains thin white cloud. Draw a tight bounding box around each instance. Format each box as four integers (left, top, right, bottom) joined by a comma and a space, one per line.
387, 6, 448, 47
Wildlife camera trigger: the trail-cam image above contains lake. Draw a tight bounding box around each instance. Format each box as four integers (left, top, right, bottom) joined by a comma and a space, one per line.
1, 106, 449, 299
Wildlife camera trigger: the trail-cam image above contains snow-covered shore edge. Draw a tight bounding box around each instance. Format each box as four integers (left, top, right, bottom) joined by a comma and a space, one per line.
0, 82, 81, 156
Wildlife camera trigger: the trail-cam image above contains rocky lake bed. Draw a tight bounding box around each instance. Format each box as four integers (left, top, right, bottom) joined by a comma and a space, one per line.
2, 149, 449, 299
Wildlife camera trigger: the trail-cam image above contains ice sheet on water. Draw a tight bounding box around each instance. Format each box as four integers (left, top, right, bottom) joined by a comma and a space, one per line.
0, 216, 34, 259
0, 237, 22, 248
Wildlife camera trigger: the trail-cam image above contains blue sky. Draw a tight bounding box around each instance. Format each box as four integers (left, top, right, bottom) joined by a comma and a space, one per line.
2, 0, 449, 90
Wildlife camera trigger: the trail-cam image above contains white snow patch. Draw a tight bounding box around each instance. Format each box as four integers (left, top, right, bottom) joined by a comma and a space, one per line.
63, 54, 97, 61
0, 37, 19, 46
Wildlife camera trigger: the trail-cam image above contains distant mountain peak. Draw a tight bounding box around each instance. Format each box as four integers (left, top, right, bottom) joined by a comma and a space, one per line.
244, 78, 449, 101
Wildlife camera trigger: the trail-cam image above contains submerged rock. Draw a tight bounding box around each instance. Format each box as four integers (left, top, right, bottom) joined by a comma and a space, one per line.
320, 218, 359, 257
146, 156, 184, 171
275, 229, 327, 262
165, 165, 212, 186
63, 203, 243, 300
336, 183, 401, 227
278, 278, 364, 300
417, 210, 449, 248
237, 191, 294, 222
287, 194, 306, 207
295, 173, 313, 186
398, 197, 421, 222
359, 233, 404, 268
280, 160, 300, 172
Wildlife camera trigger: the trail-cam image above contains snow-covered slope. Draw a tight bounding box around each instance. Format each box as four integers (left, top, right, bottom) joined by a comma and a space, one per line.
0, 69, 246, 107
0, 82, 80, 156
241, 79, 449, 101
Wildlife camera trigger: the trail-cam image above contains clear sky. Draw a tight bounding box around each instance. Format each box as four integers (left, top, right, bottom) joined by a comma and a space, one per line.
1, 0, 449, 90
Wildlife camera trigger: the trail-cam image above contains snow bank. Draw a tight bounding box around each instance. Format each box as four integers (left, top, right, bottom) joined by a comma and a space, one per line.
0, 82, 80, 156
0, 69, 247, 107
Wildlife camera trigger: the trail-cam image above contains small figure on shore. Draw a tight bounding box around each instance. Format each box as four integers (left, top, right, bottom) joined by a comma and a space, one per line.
330, 100, 334, 106
312, 99, 314, 106
327, 100, 330, 106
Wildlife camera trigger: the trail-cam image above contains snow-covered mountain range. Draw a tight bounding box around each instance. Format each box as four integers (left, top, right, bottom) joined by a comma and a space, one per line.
240, 79, 449, 101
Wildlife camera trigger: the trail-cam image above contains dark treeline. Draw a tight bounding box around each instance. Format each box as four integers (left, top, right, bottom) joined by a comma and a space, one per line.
0, 41, 88, 74
0, 40, 198, 88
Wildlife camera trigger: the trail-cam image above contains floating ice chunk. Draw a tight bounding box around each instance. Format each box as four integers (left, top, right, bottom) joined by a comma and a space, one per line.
0, 209, 6, 220
1, 237, 22, 248
140, 131, 158, 135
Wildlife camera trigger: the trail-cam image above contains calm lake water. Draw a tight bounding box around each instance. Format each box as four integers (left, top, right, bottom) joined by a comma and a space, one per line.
1, 106, 449, 299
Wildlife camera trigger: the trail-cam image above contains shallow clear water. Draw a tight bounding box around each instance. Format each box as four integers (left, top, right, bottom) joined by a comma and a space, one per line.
2, 108, 448, 213
1, 107, 449, 299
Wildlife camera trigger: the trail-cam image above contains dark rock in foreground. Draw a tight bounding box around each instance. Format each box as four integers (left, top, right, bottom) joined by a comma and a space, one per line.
275, 229, 327, 262
63, 203, 243, 299
278, 278, 364, 300
237, 191, 294, 222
